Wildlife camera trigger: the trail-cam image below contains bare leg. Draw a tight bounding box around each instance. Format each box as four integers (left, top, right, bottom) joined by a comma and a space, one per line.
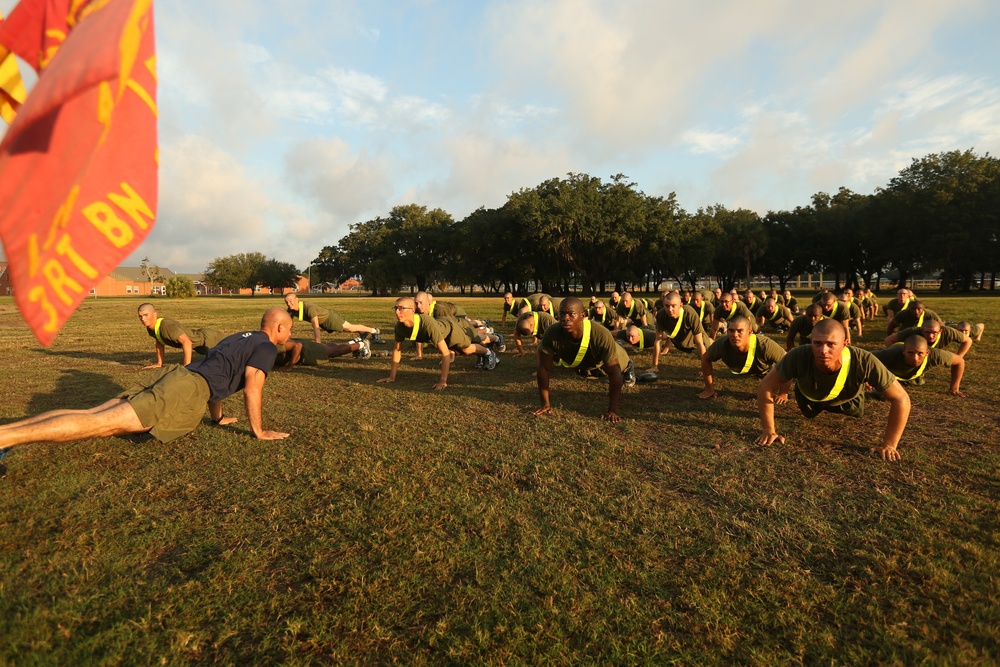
323, 342, 359, 359
342, 322, 377, 335
0, 399, 123, 430
0, 400, 148, 448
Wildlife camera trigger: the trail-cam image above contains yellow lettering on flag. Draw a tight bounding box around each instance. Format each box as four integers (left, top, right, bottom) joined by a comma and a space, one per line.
0, 0, 158, 346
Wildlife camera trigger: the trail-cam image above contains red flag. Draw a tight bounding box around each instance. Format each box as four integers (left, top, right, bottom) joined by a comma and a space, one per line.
0, 11, 28, 124
0, 0, 157, 346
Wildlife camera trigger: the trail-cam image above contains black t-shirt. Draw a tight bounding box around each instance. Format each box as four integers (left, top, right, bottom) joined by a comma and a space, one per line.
187, 331, 277, 402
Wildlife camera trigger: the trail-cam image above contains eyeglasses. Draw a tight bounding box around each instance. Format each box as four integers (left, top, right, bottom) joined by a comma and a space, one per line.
393, 305, 413, 311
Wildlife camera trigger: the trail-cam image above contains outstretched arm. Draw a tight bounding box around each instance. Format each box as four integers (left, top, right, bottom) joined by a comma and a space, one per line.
698, 354, 716, 399
948, 355, 966, 396
755, 369, 788, 446
534, 350, 554, 415
177, 333, 195, 366
310, 316, 323, 343
603, 361, 623, 423
242, 366, 289, 439
434, 340, 451, 390
145, 342, 166, 369
871, 380, 910, 461
378, 343, 403, 383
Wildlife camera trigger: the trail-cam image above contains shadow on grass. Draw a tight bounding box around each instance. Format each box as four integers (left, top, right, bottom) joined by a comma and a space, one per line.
24, 369, 126, 415
37, 349, 158, 365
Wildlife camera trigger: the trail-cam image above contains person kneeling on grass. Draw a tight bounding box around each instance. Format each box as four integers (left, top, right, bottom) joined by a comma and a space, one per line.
534, 297, 636, 424
755, 319, 911, 462
378, 297, 497, 391
0, 308, 293, 458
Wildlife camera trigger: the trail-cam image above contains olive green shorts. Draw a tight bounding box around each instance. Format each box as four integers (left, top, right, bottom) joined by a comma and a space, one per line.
193, 328, 226, 354
118, 365, 211, 442
445, 319, 474, 351
319, 311, 347, 333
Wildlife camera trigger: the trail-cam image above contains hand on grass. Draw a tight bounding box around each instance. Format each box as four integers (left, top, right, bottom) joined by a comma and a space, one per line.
774, 392, 789, 406
870, 445, 901, 462
948, 389, 967, 397
143, 364, 162, 369
755, 432, 785, 446
218, 417, 239, 426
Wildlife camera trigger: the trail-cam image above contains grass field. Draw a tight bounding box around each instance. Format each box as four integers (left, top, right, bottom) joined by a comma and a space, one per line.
0, 293, 997, 664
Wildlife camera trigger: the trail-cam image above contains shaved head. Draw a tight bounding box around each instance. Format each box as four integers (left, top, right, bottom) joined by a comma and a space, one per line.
812, 318, 845, 340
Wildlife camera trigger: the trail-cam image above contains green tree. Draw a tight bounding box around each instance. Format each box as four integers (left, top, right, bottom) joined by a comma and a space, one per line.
878, 149, 1000, 291
165, 275, 196, 298
254, 259, 301, 293
204, 252, 267, 293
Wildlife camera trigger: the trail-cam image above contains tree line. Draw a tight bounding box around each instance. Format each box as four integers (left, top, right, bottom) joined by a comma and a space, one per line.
206, 149, 1000, 295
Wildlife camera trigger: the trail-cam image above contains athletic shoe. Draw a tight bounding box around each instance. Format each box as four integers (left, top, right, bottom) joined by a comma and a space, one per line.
495, 333, 506, 353
474, 354, 485, 369
485, 348, 498, 370
358, 339, 372, 360
350, 338, 363, 357
370, 328, 385, 344
623, 361, 637, 387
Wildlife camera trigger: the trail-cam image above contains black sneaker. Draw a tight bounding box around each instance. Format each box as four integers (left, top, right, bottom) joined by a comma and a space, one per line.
496, 333, 506, 353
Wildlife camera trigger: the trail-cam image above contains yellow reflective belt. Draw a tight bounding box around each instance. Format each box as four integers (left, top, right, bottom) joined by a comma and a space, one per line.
726, 306, 738, 320
429, 301, 437, 317
699, 303, 706, 320
830, 302, 839, 318
916, 312, 925, 327
930, 334, 940, 348
798, 348, 852, 402
900, 299, 910, 311
638, 332, 646, 351
668, 313, 683, 339
297, 303, 305, 321
556, 319, 592, 368
153, 318, 165, 345
734, 334, 757, 375
408, 314, 422, 341
532, 312, 540, 336
628, 303, 636, 318
894, 355, 929, 382
770, 309, 782, 322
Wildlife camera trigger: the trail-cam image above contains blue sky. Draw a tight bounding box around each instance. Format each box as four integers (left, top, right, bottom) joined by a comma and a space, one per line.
3, 0, 1000, 274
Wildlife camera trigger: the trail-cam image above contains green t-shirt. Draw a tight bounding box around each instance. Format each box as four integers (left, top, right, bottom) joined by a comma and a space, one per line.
777, 345, 895, 406
618, 327, 657, 351
890, 309, 941, 331
894, 325, 965, 350
820, 301, 850, 323
504, 297, 530, 316
616, 299, 648, 322
429, 300, 468, 319
540, 321, 630, 371
148, 318, 223, 352
655, 305, 707, 352
394, 315, 446, 346
706, 334, 785, 376
712, 301, 760, 332
760, 305, 794, 329
275, 339, 328, 366
288, 300, 346, 332
872, 345, 954, 382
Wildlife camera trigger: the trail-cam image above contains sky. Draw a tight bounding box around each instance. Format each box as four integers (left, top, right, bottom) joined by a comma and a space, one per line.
2, 0, 1000, 274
